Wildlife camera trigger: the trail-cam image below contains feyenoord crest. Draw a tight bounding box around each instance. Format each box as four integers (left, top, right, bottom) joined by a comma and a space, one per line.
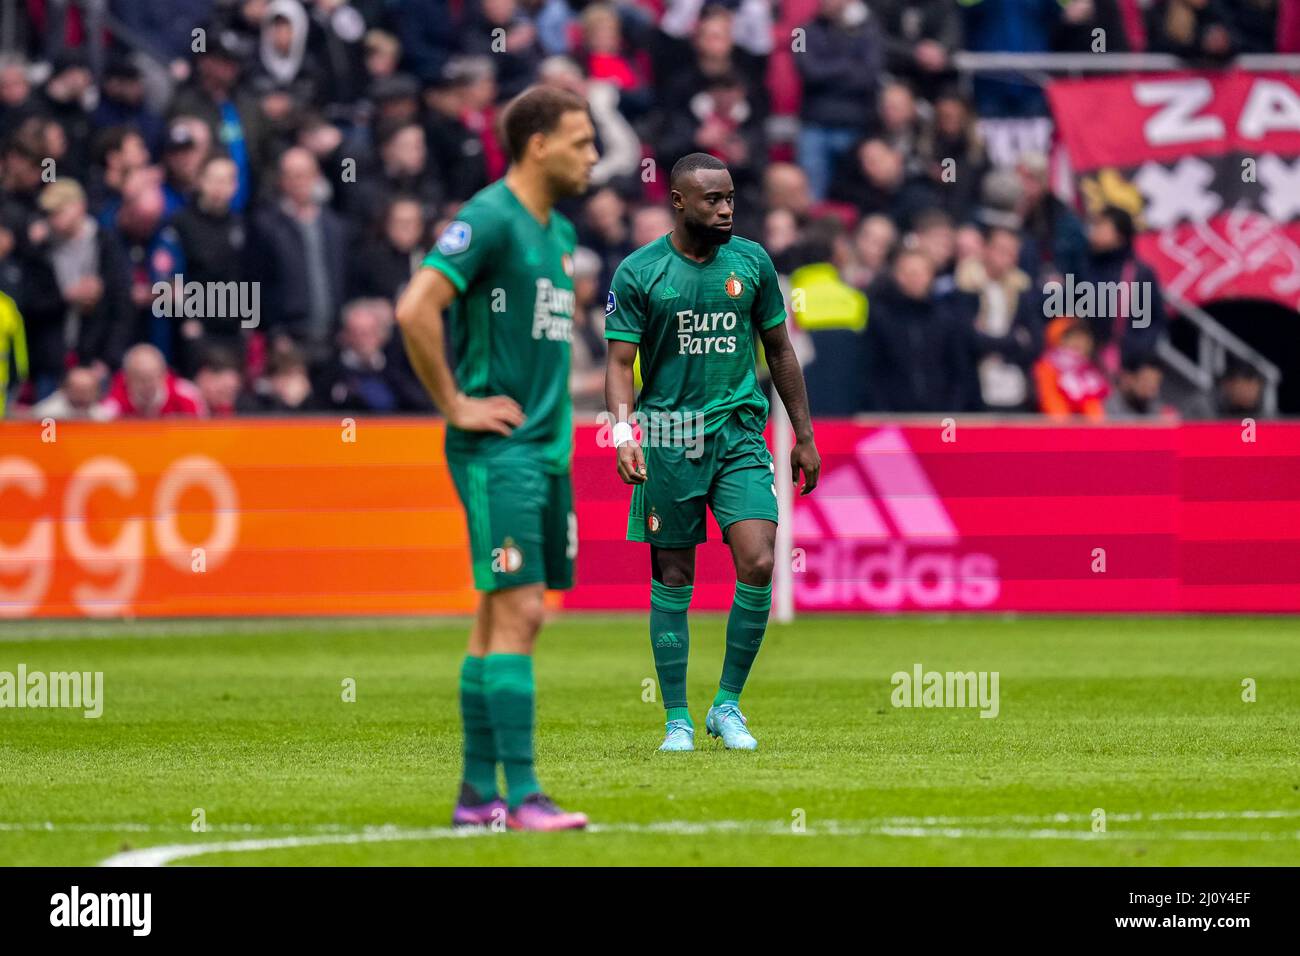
724, 272, 744, 298
562, 253, 574, 277
647, 511, 661, 534
499, 537, 523, 573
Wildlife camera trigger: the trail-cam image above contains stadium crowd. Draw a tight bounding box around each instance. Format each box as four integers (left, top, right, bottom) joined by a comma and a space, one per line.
0, 0, 1290, 423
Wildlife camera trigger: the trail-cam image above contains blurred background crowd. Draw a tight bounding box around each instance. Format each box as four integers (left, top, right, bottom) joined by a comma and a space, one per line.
0, 0, 1293, 423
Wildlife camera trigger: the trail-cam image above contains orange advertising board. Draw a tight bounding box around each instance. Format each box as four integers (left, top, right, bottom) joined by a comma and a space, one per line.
0, 419, 479, 618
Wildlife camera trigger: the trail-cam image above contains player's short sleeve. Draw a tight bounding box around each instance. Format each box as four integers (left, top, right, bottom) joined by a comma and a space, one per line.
604, 261, 646, 344
754, 248, 786, 331
420, 204, 504, 293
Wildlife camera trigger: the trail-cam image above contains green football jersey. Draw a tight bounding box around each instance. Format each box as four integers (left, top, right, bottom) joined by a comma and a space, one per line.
604, 233, 786, 437
421, 179, 577, 473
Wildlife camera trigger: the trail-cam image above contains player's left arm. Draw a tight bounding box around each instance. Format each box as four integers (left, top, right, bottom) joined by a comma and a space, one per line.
753, 248, 819, 495
759, 320, 820, 496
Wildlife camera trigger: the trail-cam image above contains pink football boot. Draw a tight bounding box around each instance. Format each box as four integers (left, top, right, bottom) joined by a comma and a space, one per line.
506, 793, 589, 831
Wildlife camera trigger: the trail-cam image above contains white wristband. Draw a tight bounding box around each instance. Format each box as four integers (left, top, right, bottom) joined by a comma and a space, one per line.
612, 421, 635, 447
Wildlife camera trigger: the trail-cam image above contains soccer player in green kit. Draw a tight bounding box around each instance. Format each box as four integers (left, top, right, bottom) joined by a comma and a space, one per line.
395, 86, 597, 830
604, 153, 821, 752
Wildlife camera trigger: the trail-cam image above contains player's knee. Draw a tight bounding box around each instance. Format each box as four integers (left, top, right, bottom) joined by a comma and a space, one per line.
738, 549, 775, 587
489, 586, 545, 650
658, 564, 694, 589
514, 591, 546, 635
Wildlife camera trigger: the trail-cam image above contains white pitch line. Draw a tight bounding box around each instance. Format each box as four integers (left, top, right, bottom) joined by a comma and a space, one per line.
876, 808, 1300, 826
91, 813, 1300, 867
0, 822, 385, 834
9, 807, 1297, 837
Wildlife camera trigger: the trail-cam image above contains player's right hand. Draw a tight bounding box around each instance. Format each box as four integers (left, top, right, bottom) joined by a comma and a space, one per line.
449, 393, 525, 436
616, 440, 647, 484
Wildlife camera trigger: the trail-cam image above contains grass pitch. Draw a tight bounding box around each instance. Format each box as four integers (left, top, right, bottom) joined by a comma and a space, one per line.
1, 614, 1297, 866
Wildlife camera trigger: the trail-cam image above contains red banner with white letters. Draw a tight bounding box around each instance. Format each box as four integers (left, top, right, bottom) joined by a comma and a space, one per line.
1047, 71, 1300, 309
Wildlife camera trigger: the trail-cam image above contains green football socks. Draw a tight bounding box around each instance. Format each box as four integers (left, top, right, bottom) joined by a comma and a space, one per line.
650, 580, 693, 725
714, 580, 772, 706
482, 653, 541, 807
458, 655, 499, 801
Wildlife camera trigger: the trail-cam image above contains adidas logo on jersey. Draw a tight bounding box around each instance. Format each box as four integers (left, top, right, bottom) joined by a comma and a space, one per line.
793, 428, 1000, 609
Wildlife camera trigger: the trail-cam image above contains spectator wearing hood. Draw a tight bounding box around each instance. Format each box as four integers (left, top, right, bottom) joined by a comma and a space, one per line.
257, 0, 329, 107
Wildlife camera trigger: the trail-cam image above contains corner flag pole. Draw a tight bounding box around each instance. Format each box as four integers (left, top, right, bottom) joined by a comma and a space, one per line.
772, 387, 795, 624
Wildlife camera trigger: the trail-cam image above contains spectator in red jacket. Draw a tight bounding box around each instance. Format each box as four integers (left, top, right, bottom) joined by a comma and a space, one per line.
578, 3, 644, 94
97, 343, 206, 419
1034, 317, 1108, 420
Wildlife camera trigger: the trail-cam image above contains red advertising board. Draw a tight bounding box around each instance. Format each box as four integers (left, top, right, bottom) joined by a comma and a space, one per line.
572, 420, 1300, 614
1, 419, 1296, 618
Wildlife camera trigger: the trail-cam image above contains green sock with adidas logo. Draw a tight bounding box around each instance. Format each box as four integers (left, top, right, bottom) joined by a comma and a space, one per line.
650, 580, 693, 726
714, 580, 772, 706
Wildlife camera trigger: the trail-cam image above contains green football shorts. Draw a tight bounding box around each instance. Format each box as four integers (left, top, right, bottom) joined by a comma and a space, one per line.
626, 417, 778, 549
448, 457, 576, 592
